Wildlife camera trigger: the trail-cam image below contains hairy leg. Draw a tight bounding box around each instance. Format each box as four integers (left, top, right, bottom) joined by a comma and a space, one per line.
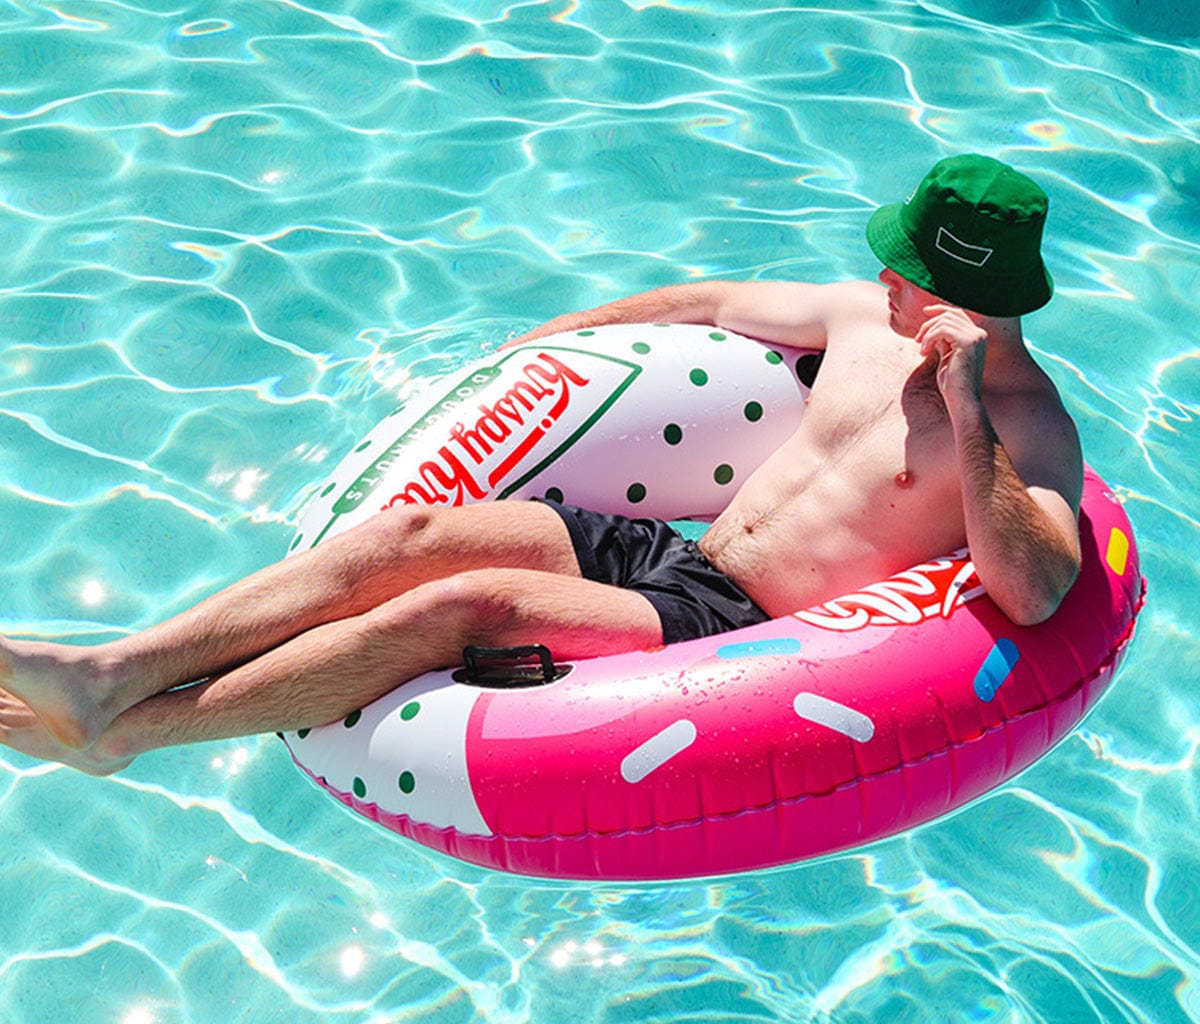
7, 568, 662, 774
0, 501, 580, 748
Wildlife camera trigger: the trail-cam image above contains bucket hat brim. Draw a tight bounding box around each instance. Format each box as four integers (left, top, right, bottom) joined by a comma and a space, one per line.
867, 201, 1053, 318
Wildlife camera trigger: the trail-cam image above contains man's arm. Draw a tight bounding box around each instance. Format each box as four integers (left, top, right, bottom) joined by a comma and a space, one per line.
507, 281, 849, 349
918, 306, 1083, 626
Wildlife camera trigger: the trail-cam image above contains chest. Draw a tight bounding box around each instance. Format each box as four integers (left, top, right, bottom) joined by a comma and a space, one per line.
809, 345, 953, 454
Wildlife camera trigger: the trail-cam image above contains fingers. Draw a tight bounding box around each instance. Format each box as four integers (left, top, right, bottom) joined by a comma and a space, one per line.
915, 305, 987, 359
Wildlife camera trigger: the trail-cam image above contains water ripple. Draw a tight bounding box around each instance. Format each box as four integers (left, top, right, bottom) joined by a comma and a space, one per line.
1, 2, 1198, 1022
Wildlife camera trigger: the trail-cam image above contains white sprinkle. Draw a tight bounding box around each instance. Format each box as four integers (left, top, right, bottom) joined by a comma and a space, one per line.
620, 720, 698, 783
793, 693, 875, 742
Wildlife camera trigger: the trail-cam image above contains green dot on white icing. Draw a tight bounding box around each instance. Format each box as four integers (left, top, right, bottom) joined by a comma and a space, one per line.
744, 401, 763, 422
689, 368, 708, 386
714, 464, 734, 485
353, 777, 366, 798
632, 342, 650, 355
399, 771, 416, 794
765, 350, 783, 365
627, 482, 647, 503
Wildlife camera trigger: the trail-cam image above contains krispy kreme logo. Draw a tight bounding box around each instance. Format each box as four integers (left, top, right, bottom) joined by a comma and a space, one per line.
793, 551, 984, 631
306, 347, 640, 545
381, 351, 592, 508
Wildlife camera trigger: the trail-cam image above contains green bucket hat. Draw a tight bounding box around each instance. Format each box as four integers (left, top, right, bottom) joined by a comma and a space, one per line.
866, 154, 1054, 317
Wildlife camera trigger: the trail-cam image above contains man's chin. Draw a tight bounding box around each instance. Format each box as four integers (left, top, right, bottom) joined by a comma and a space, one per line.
887, 308, 914, 337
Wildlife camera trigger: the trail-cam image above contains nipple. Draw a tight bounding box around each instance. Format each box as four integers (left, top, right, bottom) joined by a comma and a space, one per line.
895, 470, 914, 489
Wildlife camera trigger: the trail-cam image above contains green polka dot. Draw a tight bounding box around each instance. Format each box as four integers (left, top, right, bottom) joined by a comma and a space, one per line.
632, 341, 651, 355
709, 331, 727, 341
765, 350, 784, 365
398, 771, 416, 794
663, 423, 683, 445
744, 401, 763, 422
545, 486, 564, 503
577, 329, 595, 336
689, 368, 709, 386
714, 464, 734, 485
400, 701, 421, 721
354, 440, 372, 453
352, 777, 367, 798
653, 322, 671, 327
320, 482, 336, 497
343, 709, 362, 729
297, 728, 311, 739
627, 482, 647, 503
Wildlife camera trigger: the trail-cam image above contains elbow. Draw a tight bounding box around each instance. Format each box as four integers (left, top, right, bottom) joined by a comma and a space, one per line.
1002, 558, 1081, 628
1006, 595, 1060, 629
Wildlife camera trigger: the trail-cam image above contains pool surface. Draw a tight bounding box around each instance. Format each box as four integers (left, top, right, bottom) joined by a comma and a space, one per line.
1, 2, 1198, 1022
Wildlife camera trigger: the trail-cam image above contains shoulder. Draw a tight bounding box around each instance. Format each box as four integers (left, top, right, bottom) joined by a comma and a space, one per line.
990, 363, 1084, 509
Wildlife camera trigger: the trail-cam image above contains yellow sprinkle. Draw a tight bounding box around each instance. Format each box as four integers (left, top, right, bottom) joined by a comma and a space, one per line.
1106, 528, 1129, 576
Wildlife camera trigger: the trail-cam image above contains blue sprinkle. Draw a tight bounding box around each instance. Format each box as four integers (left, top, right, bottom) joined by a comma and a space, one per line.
716, 638, 803, 660
974, 638, 1020, 701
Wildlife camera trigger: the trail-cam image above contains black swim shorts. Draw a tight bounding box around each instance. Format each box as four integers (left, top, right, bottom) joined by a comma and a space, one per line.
536, 499, 771, 644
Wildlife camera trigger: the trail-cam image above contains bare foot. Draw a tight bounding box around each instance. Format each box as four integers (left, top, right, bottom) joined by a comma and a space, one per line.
0, 689, 133, 775
0, 636, 124, 749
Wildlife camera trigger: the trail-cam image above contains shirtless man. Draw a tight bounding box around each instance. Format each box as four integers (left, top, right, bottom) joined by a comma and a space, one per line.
0, 154, 1082, 776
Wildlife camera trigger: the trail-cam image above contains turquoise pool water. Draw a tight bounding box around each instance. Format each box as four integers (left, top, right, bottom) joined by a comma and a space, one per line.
1, 2, 1197, 1021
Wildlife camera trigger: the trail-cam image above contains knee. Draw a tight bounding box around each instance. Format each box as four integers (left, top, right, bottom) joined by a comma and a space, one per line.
348, 505, 450, 568
362, 505, 438, 548
439, 569, 532, 642
379, 569, 527, 645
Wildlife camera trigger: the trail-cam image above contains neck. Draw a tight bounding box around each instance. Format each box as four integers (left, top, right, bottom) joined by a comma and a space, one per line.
974, 314, 1026, 364
979, 315, 1034, 385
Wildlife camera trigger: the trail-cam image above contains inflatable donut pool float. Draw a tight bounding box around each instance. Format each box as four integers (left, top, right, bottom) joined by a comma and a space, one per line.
282, 323, 1144, 880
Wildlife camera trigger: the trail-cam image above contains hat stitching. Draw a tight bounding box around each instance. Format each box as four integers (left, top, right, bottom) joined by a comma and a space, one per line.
935, 226, 992, 268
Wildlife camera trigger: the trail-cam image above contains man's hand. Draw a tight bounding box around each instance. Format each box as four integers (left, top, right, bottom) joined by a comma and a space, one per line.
914, 304, 988, 415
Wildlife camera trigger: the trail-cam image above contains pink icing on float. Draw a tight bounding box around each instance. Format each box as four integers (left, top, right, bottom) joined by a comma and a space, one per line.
282, 324, 1144, 880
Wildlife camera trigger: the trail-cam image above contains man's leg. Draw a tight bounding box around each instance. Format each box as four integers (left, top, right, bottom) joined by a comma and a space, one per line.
0, 501, 582, 749
0, 567, 663, 774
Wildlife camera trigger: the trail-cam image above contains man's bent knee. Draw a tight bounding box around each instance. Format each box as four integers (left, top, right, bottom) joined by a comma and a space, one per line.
359, 502, 581, 577
368, 569, 525, 647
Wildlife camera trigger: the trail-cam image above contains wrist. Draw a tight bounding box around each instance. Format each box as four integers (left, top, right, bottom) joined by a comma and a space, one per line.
947, 389, 991, 442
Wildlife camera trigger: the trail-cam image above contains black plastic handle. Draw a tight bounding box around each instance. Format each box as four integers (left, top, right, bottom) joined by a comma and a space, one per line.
454, 644, 569, 688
